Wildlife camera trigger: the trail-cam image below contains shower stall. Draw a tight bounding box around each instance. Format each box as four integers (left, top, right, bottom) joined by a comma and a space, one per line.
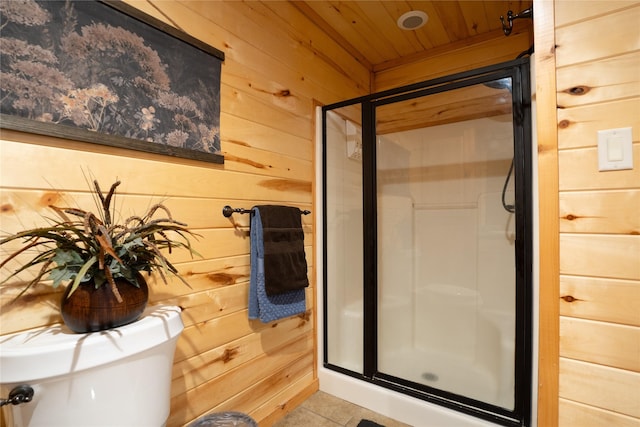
320, 59, 533, 426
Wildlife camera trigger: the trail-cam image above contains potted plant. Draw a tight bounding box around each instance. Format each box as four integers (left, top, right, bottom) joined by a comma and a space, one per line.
0, 179, 198, 333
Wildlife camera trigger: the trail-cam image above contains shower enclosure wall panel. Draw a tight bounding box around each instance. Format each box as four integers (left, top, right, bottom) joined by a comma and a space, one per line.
377, 136, 415, 354
377, 193, 414, 352
325, 111, 364, 372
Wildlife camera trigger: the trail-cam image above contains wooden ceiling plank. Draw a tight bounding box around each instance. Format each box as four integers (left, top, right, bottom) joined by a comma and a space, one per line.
484, 1, 510, 32
296, 0, 533, 72
407, 0, 453, 46
459, 1, 492, 35
291, 1, 373, 71
346, 1, 409, 60
380, 0, 435, 52
395, 0, 438, 51
373, 27, 523, 73
431, 1, 471, 42
320, 1, 395, 64
352, 1, 416, 58
262, 1, 372, 85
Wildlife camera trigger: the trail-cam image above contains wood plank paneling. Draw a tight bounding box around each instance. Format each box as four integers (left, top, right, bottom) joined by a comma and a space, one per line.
221, 113, 312, 161
556, 52, 640, 108
557, 98, 640, 150
555, 5, 640, 67
3, 1, 635, 427
252, 376, 318, 426
554, 1, 640, 425
221, 84, 312, 139
373, 30, 532, 91
291, 0, 533, 73
560, 276, 640, 326
0, 137, 312, 202
560, 234, 640, 280
132, 1, 368, 104
460, 1, 491, 36
172, 313, 313, 396
240, 372, 316, 425
558, 145, 640, 191
0, 189, 311, 233
168, 339, 314, 425
559, 357, 640, 419
0, 0, 372, 424
559, 398, 640, 427
534, 0, 561, 424
299, 1, 392, 66
555, 0, 639, 27
559, 190, 640, 235
560, 316, 640, 371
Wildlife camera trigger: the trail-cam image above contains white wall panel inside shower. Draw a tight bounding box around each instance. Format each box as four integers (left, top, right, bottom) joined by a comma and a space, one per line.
324, 110, 364, 373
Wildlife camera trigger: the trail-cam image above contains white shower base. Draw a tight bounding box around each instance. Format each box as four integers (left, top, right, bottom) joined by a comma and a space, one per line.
326, 289, 514, 425
319, 367, 502, 427
321, 300, 514, 426
378, 347, 499, 405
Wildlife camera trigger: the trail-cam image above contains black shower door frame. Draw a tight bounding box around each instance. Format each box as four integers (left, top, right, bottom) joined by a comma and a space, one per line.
322, 57, 533, 427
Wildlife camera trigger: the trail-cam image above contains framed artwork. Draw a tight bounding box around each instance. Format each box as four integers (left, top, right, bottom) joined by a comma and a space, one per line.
0, 0, 225, 164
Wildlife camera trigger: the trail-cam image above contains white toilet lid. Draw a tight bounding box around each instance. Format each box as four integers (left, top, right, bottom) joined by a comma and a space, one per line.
0, 305, 183, 384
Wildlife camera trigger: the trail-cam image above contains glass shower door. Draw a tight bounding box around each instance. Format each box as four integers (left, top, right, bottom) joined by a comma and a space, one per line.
322, 58, 532, 426
376, 81, 517, 410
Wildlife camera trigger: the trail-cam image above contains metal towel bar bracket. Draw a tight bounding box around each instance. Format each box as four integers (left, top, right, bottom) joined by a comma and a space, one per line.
222, 205, 310, 218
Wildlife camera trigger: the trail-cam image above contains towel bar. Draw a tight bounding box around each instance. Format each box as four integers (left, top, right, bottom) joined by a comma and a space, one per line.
222, 205, 310, 218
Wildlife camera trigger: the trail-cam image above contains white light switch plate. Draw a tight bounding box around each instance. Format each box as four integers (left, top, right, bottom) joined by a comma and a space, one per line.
598, 127, 633, 171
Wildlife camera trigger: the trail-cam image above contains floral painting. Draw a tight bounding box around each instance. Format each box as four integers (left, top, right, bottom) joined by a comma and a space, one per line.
0, 0, 224, 163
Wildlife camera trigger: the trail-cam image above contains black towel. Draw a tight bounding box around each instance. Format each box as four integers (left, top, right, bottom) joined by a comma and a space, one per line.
256, 205, 309, 296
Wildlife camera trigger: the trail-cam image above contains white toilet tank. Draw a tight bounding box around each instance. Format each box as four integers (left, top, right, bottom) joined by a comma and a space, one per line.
0, 305, 184, 427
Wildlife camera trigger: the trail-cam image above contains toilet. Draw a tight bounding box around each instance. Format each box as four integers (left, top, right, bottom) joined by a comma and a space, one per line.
0, 305, 184, 427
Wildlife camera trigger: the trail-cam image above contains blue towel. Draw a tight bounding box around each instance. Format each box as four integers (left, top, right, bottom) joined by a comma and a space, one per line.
248, 207, 306, 322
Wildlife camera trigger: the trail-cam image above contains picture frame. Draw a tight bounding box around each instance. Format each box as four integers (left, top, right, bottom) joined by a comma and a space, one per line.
0, 0, 225, 164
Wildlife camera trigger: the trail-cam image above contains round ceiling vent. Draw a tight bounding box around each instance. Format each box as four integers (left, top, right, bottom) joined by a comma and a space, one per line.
397, 10, 428, 30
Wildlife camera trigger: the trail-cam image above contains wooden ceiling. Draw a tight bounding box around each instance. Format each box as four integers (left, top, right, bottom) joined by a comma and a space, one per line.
293, 1, 534, 71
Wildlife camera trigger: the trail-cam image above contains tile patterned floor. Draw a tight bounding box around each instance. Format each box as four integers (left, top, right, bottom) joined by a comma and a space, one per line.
273, 391, 412, 427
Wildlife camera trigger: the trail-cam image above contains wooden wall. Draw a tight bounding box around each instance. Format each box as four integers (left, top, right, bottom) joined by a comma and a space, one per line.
9, 1, 638, 427
0, 1, 369, 426
532, 0, 561, 424
0, 1, 534, 426
554, 1, 640, 426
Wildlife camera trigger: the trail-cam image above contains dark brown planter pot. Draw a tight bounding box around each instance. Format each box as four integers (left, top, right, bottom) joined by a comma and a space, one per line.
61, 273, 149, 333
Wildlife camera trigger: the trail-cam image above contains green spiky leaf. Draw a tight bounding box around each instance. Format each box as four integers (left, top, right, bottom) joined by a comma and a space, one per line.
1, 179, 200, 302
